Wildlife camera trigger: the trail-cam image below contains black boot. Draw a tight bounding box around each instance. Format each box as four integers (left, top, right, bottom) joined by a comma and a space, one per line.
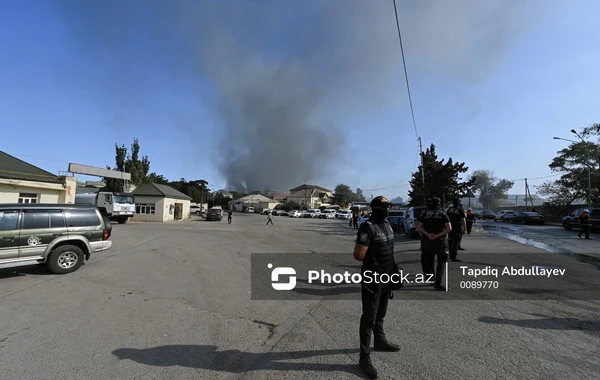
359, 354, 378, 379
374, 339, 401, 352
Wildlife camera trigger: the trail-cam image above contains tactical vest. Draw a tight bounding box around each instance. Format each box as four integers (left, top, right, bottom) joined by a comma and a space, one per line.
446, 207, 464, 224
580, 213, 590, 225
421, 209, 447, 235
362, 220, 395, 275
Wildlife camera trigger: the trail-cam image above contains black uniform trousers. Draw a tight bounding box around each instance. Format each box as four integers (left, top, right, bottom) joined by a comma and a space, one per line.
422, 238, 448, 286
578, 225, 590, 239
360, 274, 391, 355
448, 223, 462, 259
466, 220, 473, 234
420, 234, 428, 274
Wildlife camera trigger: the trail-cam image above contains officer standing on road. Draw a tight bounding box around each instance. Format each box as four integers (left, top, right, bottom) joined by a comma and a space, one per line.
417, 197, 452, 290
446, 199, 466, 261
353, 195, 400, 379
353, 210, 359, 229
578, 209, 592, 239
228, 209, 233, 224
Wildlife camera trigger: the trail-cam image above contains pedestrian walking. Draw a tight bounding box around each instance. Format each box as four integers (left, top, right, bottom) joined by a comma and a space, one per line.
578, 209, 591, 239
466, 208, 475, 234
417, 197, 452, 290
266, 211, 273, 225
353, 211, 359, 229
228, 209, 233, 224
446, 199, 466, 261
353, 196, 400, 379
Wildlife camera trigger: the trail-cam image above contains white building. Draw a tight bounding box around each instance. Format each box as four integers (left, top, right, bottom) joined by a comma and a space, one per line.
229, 194, 280, 213
0, 151, 76, 204
132, 183, 192, 222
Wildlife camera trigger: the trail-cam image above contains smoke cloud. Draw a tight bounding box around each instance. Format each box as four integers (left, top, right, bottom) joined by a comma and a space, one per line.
51, 0, 546, 192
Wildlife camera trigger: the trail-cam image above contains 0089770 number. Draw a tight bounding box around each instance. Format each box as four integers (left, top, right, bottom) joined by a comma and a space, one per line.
460, 281, 499, 289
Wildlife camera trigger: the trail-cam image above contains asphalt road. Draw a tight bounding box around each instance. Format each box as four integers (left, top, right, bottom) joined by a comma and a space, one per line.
477, 219, 600, 259
1, 214, 599, 380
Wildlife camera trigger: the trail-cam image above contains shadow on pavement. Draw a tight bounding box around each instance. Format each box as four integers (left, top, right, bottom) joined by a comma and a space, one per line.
478, 315, 600, 334
0, 263, 55, 279
113, 345, 361, 376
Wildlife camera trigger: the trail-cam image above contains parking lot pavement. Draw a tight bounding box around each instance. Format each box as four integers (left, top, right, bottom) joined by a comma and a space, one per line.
1, 214, 599, 379
477, 220, 600, 259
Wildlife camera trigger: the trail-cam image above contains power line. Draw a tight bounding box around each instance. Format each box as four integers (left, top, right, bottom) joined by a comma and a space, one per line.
508, 172, 568, 182
393, 0, 419, 139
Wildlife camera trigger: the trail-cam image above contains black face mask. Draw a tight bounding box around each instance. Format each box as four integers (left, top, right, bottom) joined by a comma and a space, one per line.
371, 208, 389, 221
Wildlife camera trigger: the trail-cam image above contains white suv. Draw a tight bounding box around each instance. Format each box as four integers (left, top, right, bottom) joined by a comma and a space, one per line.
495, 210, 517, 222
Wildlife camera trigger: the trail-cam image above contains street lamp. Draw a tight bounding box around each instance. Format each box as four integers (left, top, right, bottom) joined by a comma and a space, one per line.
553, 134, 592, 207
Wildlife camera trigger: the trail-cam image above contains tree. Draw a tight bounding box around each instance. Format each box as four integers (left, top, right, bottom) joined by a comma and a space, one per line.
276, 200, 301, 211
103, 138, 152, 192
146, 172, 169, 185
333, 184, 354, 207
548, 130, 600, 205
168, 178, 210, 204
354, 188, 366, 202
408, 144, 475, 207
468, 169, 514, 209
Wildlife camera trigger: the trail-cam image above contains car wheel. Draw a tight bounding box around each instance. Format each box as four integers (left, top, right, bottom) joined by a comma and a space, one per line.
47, 245, 85, 274
196, 211, 201, 216
563, 223, 572, 230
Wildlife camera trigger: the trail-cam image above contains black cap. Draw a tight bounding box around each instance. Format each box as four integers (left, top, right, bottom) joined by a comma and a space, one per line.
453, 199, 460, 206
370, 196, 390, 208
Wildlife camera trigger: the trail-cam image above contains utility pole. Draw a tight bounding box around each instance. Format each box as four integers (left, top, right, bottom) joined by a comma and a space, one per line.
524, 178, 528, 208
419, 137, 426, 204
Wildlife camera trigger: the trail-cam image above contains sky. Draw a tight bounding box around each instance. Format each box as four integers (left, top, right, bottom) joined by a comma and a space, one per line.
1, 0, 599, 201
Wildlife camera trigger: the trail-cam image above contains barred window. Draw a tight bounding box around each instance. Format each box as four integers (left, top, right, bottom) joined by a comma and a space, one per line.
18, 193, 38, 204
136, 203, 156, 214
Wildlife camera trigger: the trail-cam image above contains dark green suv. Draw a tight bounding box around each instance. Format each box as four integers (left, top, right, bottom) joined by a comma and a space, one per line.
0, 204, 113, 274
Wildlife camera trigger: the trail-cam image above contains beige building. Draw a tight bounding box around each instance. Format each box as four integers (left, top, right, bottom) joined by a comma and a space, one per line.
132, 183, 192, 222
286, 184, 333, 209
0, 151, 76, 204
229, 194, 280, 213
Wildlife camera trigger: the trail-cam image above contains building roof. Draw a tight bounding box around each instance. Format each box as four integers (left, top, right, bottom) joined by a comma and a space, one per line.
234, 194, 278, 203
215, 189, 233, 196
0, 151, 63, 184
289, 184, 331, 193
132, 183, 192, 200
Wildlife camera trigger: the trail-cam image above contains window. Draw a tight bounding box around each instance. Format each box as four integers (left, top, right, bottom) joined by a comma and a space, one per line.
50, 211, 66, 228
136, 203, 155, 214
18, 193, 38, 204
0, 211, 19, 231
22, 211, 50, 230
65, 210, 100, 227
115, 195, 135, 204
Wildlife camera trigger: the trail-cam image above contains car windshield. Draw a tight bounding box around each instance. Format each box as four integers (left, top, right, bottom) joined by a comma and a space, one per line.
590, 209, 600, 217
523, 212, 539, 216
114, 195, 134, 204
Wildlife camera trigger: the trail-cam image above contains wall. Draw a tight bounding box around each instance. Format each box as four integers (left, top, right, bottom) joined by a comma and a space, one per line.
161, 198, 191, 222
0, 179, 65, 203
59, 176, 77, 204
133, 195, 164, 222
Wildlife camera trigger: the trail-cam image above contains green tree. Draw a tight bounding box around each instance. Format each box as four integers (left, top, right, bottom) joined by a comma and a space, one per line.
548, 129, 600, 204
276, 200, 301, 211
354, 188, 366, 202
146, 172, 169, 185
333, 184, 354, 208
168, 178, 210, 204
468, 169, 514, 209
103, 138, 151, 192
408, 144, 474, 207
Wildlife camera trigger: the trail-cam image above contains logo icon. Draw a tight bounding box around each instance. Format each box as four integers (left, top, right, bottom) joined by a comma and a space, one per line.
268, 263, 297, 290
27, 236, 41, 246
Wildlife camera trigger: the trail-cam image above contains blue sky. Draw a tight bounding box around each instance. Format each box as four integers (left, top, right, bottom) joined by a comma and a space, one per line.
1, 0, 599, 201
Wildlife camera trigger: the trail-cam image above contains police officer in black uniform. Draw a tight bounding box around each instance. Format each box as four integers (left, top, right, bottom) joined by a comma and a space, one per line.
417, 197, 452, 290
446, 199, 466, 261
578, 209, 592, 239
353, 196, 400, 379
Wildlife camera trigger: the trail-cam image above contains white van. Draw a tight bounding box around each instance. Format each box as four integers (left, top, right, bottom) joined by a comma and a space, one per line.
246, 207, 255, 213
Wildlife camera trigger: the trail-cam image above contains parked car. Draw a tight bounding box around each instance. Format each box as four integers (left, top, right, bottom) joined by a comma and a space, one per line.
262, 209, 272, 215
307, 209, 321, 218
0, 203, 113, 274
562, 208, 600, 231
206, 208, 222, 221
357, 212, 372, 228
387, 216, 405, 234
336, 209, 352, 220
473, 210, 483, 220
245, 207, 255, 213
503, 212, 518, 223
511, 212, 545, 225
319, 209, 337, 219
404, 205, 427, 238
288, 210, 301, 218
190, 205, 202, 216
480, 210, 495, 220
274, 210, 288, 216
495, 210, 517, 222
